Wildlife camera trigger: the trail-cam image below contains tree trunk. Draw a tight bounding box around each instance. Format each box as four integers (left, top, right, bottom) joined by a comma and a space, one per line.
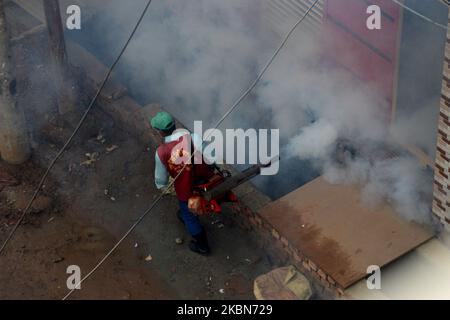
0, 0, 30, 164
43, 0, 76, 115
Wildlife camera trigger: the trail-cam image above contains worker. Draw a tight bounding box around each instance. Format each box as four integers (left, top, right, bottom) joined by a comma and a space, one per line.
150, 111, 213, 256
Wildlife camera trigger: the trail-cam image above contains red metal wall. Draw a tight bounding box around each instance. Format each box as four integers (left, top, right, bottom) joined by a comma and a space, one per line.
323, 0, 401, 119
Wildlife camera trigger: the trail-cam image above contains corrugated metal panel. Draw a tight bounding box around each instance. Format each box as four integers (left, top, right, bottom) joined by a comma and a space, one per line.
323, 0, 401, 118
263, 0, 324, 36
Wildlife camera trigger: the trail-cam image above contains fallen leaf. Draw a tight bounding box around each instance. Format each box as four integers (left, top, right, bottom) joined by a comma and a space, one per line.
106, 145, 119, 153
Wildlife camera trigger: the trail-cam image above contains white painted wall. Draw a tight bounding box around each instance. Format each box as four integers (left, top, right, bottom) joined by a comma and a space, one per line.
347, 236, 450, 300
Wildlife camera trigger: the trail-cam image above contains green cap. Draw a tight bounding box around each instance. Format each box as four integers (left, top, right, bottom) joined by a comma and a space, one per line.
150, 112, 175, 131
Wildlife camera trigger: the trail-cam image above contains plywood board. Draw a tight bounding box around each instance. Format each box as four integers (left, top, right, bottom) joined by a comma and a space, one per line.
259, 176, 434, 288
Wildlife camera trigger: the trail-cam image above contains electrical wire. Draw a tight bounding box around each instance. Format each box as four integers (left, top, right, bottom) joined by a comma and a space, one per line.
0, 0, 153, 255
391, 0, 448, 30
62, 0, 321, 300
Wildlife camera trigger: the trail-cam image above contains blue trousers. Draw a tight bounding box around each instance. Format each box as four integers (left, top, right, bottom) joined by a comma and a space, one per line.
178, 201, 202, 236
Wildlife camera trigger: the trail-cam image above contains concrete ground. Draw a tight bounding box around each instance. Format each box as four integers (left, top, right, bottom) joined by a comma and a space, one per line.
0, 108, 273, 300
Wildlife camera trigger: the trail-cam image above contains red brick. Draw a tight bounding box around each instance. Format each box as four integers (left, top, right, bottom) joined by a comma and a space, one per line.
437, 146, 450, 159
284, 244, 294, 256
435, 180, 445, 189
436, 163, 446, 172
443, 118, 450, 127
436, 201, 447, 212
271, 229, 280, 240
320, 277, 331, 288
433, 211, 444, 220
293, 252, 303, 263
308, 260, 318, 271
280, 236, 289, 247
262, 221, 272, 231
443, 136, 450, 146
443, 96, 450, 108
317, 268, 327, 280
302, 261, 311, 271
311, 271, 322, 282
439, 170, 449, 179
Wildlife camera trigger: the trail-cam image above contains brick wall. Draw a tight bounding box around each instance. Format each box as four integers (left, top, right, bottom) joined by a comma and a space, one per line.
433, 10, 450, 233
225, 194, 345, 299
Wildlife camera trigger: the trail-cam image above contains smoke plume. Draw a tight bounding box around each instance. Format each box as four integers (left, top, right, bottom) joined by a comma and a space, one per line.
79, 0, 445, 226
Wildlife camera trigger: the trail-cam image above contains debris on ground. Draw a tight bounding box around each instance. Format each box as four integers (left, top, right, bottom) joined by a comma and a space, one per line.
81, 152, 100, 166
254, 266, 312, 300
96, 130, 106, 144
145, 254, 153, 262
52, 256, 65, 264
68, 163, 76, 173
106, 145, 119, 154
175, 238, 183, 245
206, 275, 213, 287
104, 87, 128, 101
2, 186, 53, 214
0, 170, 19, 192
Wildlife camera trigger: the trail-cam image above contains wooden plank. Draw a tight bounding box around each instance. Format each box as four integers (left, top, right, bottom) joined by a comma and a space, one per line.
259, 176, 434, 288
